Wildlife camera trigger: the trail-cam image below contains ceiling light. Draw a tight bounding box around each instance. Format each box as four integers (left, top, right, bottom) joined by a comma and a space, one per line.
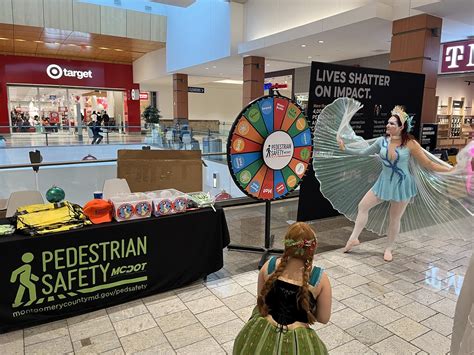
68, 43, 76, 46
34, 40, 44, 43
301, 44, 306, 47
214, 79, 243, 85
84, 45, 92, 48
114, 48, 123, 51
15, 39, 26, 42
318, 40, 324, 44
99, 47, 109, 50
266, 64, 270, 66
212, 65, 217, 68
0, 37, 9, 41
308, 56, 312, 59
205, 67, 209, 70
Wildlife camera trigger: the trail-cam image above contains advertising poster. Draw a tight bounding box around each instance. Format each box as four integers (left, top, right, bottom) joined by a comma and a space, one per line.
421, 124, 438, 152
298, 61, 425, 221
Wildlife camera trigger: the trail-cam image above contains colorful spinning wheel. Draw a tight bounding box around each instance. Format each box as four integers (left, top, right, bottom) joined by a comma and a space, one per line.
227, 95, 312, 201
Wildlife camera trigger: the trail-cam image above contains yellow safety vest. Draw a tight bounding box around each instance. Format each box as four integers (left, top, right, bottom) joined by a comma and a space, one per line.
15, 201, 91, 236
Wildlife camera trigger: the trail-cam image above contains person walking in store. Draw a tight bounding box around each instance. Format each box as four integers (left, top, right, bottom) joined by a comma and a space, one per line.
312, 98, 474, 262
102, 110, 110, 128
233, 222, 331, 354
88, 116, 103, 144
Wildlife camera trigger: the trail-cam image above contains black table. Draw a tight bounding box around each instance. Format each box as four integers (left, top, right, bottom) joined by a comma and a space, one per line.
0, 207, 229, 333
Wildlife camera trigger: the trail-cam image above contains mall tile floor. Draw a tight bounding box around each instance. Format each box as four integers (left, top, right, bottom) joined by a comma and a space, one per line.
0, 199, 472, 354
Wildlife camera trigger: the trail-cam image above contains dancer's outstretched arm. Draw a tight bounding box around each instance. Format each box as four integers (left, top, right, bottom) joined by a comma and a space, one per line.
407, 140, 453, 173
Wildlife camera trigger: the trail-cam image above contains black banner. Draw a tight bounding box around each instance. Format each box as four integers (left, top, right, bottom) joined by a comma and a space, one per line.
298, 62, 425, 221
421, 124, 438, 152
0, 208, 229, 333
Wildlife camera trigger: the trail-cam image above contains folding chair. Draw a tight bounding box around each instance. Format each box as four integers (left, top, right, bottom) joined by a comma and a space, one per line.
6, 191, 44, 218
102, 178, 131, 200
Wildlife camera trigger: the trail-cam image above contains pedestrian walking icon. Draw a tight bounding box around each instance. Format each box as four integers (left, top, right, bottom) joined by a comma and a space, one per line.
266, 145, 271, 157
10, 253, 39, 308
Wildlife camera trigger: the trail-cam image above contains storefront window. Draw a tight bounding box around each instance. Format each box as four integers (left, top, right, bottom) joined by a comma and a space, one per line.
8, 85, 125, 133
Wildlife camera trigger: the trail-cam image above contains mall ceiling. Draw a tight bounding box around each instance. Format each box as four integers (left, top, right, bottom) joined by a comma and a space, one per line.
0, 24, 165, 64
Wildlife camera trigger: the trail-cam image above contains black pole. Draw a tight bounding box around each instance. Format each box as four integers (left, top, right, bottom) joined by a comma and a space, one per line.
264, 200, 271, 249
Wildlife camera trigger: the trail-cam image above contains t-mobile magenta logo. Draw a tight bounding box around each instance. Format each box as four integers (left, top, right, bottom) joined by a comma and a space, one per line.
444, 44, 474, 69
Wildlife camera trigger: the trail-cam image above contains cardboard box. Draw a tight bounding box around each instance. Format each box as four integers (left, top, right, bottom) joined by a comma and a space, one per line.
117, 150, 202, 193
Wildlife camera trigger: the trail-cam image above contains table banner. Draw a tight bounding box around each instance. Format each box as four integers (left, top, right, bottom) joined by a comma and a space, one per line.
0, 207, 229, 332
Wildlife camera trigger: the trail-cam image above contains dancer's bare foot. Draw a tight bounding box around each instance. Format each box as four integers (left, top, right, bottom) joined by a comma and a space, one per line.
383, 249, 393, 262
343, 240, 360, 253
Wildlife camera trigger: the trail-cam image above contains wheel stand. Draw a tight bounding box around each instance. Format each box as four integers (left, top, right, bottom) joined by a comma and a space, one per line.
227, 201, 284, 269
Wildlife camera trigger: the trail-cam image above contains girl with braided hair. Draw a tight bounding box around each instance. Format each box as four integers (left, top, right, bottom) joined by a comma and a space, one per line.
233, 222, 332, 355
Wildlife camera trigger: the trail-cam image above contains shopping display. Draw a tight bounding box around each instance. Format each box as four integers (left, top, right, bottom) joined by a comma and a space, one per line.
0, 187, 215, 238
227, 95, 312, 200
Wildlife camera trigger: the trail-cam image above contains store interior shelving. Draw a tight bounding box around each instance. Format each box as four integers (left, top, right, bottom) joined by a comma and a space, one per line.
436, 96, 473, 149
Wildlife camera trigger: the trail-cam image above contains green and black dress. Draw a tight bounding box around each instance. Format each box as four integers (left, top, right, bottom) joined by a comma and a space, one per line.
233, 257, 328, 354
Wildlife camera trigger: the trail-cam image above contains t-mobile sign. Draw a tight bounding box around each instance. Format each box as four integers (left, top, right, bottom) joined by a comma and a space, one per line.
440, 39, 474, 74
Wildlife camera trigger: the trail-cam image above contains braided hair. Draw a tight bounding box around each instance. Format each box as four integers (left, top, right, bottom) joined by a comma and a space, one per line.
257, 222, 318, 324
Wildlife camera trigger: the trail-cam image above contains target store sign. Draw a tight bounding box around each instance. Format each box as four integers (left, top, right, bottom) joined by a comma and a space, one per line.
46, 64, 93, 80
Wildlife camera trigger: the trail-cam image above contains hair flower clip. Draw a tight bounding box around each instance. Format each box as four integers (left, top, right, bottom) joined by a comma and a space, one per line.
284, 239, 316, 248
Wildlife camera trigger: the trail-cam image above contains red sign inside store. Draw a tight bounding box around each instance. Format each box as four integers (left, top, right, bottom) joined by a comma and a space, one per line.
140, 92, 149, 100
440, 39, 474, 74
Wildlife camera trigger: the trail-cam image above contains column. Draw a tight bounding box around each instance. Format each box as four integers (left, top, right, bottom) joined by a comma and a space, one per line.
389, 14, 442, 124
173, 73, 188, 125
243, 56, 264, 107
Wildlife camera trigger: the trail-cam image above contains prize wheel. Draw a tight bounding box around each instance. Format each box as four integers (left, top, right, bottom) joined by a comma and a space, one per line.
227, 95, 312, 201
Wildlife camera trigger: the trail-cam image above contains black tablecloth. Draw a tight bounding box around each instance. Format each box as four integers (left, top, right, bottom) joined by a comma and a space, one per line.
0, 207, 229, 333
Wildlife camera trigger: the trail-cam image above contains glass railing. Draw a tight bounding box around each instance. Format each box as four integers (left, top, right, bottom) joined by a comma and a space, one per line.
0, 156, 299, 208
0, 123, 299, 208
0, 124, 230, 153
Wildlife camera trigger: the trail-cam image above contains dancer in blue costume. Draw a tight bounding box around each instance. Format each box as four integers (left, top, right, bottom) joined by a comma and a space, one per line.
313, 98, 473, 262
339, 106, 452, 261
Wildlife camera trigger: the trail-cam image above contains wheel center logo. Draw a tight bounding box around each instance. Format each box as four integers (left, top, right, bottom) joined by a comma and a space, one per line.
263, 131, 294, 170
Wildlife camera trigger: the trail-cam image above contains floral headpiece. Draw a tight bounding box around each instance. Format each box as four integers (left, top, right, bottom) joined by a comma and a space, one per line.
391, 105, 414, 132
284, 239, 317, 256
